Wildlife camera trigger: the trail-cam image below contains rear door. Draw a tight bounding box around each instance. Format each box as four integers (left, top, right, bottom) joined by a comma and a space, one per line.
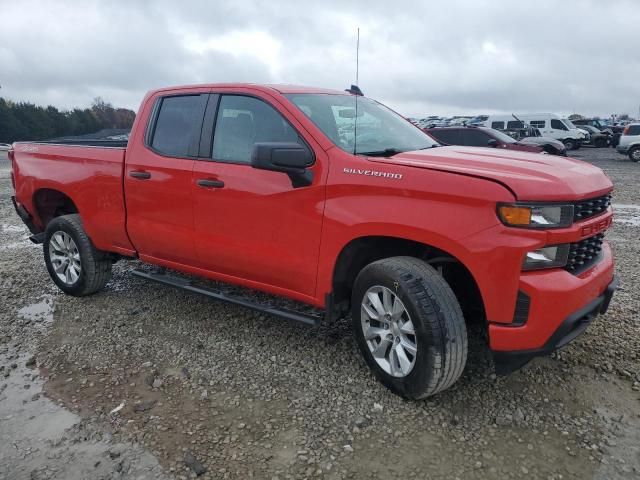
190, 92, 326, 299
124, 91, 208, 265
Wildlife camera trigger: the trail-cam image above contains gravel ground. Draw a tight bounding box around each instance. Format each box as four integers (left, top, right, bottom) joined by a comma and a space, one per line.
0, 147, 639, 479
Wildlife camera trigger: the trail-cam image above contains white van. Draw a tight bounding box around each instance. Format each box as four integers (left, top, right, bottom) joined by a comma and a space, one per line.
478, 114, 587, 150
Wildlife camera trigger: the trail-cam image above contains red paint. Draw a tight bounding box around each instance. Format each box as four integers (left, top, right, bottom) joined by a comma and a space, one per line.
10, 83, 615, 354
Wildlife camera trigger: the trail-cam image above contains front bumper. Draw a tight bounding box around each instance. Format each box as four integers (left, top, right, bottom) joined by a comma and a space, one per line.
490, 242, 616, 374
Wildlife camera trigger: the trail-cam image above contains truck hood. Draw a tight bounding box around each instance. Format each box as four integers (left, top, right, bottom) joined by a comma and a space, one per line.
371, 146, 613, 201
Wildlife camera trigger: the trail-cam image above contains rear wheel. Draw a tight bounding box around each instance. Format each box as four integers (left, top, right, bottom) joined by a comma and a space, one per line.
563, 139, 576, 150
629, 147, 640, 162
351, 257, 468, 399
44, 214, 112, 296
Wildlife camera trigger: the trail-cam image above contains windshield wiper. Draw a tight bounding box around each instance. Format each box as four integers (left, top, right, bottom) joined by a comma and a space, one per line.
356, 148, 405, 157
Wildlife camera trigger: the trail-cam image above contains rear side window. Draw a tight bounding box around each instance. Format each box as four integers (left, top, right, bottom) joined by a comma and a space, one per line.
530, 120, 545, 129
150, 95, 204, 157
550, 119, 568, 131
459, 129, 490, 147
627, 125, 640, 135
491, 121, 505, 129
212, 95, 301, 163
428, 129, 460, 145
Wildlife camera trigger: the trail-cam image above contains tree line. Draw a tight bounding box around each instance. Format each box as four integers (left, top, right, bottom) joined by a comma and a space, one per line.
0, 97, 136, 143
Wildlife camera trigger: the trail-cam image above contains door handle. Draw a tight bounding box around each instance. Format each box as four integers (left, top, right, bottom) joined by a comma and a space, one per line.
129, 170, 151, 180
197, 178, 225, 188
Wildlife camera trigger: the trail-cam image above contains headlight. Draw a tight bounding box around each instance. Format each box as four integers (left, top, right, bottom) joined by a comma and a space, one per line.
497, 203, 574, 228
523, 244, 570, 270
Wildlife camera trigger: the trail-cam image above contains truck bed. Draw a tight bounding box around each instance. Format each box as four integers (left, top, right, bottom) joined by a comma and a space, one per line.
11, 142, 135, 256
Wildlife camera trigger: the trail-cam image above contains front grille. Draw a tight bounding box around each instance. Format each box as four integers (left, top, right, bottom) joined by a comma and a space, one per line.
565, 233, 605, 274
574, 194, 611, 222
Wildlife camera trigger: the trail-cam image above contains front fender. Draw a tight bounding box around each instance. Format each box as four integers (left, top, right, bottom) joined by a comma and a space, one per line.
316, 159, 545, 323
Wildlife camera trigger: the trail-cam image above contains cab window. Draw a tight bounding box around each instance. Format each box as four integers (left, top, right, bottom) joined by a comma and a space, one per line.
150, 95, 205, 157
212, 95, 301, 164
550, 119, 568, 131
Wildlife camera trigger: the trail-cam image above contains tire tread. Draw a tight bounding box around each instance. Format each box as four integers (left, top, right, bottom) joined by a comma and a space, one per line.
44, 214, 112, 296
354, 256, 468, 399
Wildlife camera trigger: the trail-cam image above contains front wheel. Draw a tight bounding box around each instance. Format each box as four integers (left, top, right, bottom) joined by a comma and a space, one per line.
629, 147, 640, 162
44, 214, 112, 296
351, 257, 468, 399
563, 139, 576, 150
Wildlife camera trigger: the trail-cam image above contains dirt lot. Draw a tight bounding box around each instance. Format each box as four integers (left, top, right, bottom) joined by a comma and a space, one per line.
1, 147, 638, 480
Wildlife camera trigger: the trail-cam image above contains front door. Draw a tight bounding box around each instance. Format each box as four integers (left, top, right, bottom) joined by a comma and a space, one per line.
191, 93, 326, 299
125, 92, 208, 265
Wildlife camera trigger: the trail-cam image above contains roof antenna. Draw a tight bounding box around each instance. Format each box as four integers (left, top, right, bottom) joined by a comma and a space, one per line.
347, 28, 362, 155
345, 28, 363, 97
356, 26, 359, 86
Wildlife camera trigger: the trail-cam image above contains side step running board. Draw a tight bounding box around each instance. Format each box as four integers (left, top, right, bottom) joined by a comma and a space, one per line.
130, 269, 321, 327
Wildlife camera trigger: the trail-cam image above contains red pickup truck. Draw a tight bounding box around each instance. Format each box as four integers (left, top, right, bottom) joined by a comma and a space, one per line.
10, 83, 617, 399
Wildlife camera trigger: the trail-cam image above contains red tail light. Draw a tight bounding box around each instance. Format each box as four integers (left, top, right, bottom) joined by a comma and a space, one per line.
623, 126, 630, 135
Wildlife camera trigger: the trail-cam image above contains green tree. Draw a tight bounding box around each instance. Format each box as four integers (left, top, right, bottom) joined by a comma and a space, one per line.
0, 96, 135, 142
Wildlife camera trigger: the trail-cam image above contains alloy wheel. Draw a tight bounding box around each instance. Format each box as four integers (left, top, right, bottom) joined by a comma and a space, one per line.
361, 285, 417, 377
49, 231, 81, 285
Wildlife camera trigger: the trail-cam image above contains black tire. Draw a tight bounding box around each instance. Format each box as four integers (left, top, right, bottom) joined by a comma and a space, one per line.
563, 139, 576, 150
44, 214, 112, 296
595, 138, 607, 148
351, 257, 468, 399
629, 147, 640, 162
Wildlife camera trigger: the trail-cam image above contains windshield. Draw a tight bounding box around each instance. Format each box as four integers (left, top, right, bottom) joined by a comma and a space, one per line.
285, 93, 437, 155
488, 129, 517, 144
562, 119, 577, 130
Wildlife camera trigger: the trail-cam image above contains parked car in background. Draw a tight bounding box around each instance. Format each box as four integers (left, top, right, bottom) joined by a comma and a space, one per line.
578, 125, 610, 147
478, 114, 586, 150
426, 126, 545, 154
616, 123, 640, 161
446, 116, 473, 126
468, 115, 489, 125
505, 127, 568, 156
605, 125, 625, 148
571, 118, 606, 130
0, 143, 11, 151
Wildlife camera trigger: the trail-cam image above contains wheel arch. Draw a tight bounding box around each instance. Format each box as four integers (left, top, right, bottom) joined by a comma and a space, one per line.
328, 235, 486, 327
32, 188, 79, 229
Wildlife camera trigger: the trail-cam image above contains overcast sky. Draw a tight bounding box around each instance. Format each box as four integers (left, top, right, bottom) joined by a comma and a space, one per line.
1, 0, 639, 118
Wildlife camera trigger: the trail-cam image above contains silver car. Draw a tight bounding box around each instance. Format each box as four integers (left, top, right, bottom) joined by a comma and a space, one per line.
616, 123, 640, 162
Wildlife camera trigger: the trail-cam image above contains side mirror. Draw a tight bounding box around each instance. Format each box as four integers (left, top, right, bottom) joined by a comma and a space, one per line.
487, 138, 499, 147
251, 142, 314, 188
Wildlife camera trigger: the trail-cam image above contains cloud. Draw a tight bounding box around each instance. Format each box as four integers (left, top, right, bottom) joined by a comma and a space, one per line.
1, 0, 639, 118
